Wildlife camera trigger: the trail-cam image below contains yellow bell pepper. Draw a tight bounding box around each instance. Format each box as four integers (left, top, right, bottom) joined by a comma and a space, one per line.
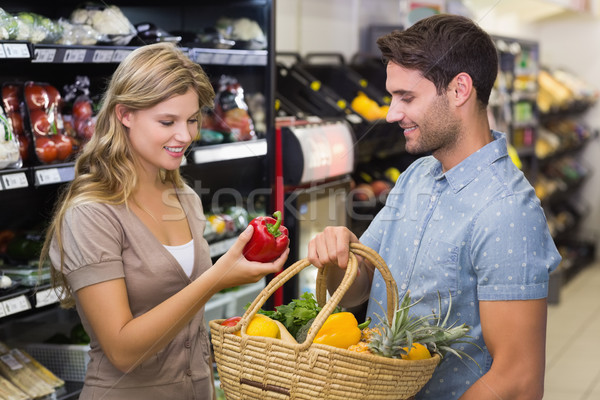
313, 312, 362, 349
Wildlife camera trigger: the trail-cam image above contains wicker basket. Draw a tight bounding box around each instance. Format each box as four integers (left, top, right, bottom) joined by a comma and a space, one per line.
210, 243, 440, 399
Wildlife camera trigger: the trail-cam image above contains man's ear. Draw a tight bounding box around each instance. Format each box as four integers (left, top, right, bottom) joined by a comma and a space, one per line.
450, 72, 473, 107
115, 104, 131, 128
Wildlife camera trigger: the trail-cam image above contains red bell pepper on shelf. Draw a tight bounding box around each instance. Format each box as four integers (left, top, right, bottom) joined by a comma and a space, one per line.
243, 211, 289, 262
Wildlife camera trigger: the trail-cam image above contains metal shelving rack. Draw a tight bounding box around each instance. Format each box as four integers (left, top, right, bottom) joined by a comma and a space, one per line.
0, 1, 276, 397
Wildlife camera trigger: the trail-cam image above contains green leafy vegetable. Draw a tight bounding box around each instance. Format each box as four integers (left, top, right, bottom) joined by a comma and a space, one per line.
248, 292, 341, 338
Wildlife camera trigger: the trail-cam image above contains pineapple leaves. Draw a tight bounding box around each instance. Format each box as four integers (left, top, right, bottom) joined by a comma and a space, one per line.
367, 291, 481, 368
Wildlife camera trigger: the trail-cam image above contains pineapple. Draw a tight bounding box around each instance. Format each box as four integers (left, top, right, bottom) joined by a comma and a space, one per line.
347, 341, 371, 354
360, 327, 380, 342
366, 291, 480, 365
368, 290, 425, 358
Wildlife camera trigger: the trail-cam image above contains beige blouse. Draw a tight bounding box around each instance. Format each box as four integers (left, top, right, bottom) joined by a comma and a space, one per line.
49, 185, 215, 400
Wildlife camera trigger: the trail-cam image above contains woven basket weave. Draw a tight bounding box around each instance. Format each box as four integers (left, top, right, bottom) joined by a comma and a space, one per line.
210, 243, 440, 399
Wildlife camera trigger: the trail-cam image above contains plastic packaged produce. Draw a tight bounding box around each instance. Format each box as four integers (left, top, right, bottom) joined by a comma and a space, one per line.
215, 17, 266, 50
62, 76, 96, 143
128, 22, 182, 46
13, 12, 62, 44
70, 4, 135, 45
224, 206, 250, 232
0, 108, 21, 170
0, 8, 18, 40
204, 75, 256, 142
2, 83, 30, 163
24, 81, 75, 164
56, 18, 101, 45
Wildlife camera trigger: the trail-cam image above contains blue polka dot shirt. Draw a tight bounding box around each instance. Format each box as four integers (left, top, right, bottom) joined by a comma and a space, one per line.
361, 131, 560, 399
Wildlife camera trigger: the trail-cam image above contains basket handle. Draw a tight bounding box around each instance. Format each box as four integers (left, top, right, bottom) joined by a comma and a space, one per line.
238, 243, 398, 350
316, 243, 398, 322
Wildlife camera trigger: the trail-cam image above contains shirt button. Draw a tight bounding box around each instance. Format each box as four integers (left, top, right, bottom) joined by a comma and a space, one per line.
184, 340, 191, 348
186, 369, 192, 376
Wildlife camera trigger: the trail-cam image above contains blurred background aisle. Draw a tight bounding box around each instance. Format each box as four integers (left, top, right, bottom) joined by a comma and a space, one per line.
545, 262, 600, 400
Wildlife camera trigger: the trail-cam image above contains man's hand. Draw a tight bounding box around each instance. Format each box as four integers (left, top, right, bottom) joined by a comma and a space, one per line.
307, 226, 360, 269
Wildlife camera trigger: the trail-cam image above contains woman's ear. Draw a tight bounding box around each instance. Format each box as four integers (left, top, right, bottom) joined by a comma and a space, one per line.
115, 104, 131, 128
450, 72, 473, 107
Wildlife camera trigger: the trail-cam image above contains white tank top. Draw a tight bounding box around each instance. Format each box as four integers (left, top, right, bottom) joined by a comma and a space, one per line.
163, 239, 195, 277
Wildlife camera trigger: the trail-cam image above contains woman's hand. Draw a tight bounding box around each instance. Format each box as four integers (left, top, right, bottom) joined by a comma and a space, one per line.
307, 226, 360, 269
211, 225, 289, 292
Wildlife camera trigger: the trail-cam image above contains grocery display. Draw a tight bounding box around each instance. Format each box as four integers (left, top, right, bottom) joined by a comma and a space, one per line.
0, 1, 275, 397
534, 67, 598, 287
490, 35, 540, 180
0, 2, 597, 398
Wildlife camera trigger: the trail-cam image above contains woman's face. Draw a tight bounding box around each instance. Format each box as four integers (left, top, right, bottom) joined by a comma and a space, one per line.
120, 89, 199, 177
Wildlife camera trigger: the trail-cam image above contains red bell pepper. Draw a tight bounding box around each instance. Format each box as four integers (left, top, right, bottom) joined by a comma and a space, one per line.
243, 211, 289, 262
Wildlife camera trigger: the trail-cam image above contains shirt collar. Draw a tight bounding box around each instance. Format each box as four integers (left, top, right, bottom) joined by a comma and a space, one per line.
429, 130, 508, 193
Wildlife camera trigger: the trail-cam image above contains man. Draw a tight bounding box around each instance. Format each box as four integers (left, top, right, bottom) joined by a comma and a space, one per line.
308, 14, 560, 400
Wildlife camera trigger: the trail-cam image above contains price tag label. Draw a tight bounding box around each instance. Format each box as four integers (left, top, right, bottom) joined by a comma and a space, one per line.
36, 168, 62, 185
3, 43, 30, 58
35, 288, 60, 308
33, 48, 57, 63
93, 49, 115, 63
2, 295, 31, 316
63, 49, 87, 63
1, 172, 28, 190
0, 354, 23, 371
112, 50, 132, 62
0, 45, 6, 58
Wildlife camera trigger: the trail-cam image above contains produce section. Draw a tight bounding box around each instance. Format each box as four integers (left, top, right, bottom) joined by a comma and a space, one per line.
0, 1, 275, 397
487, 35, 599, 302
0, 2, 598, 399
534, 67, 598, 292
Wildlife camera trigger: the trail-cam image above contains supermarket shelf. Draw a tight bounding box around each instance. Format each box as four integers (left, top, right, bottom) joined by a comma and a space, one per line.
0, 41, 34, 59
0, 235, 241, 321
0, 236, 243, 320
0, 284, 59, 321
0, 41, 267, 67
0, 140, 267, 191
187, 48, 267, 66
190, 139, 267, 164
33, 44, 134, 64
0, 167, 29, 190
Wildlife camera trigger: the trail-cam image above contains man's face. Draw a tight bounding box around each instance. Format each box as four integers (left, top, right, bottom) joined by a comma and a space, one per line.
385, 62, 461, 158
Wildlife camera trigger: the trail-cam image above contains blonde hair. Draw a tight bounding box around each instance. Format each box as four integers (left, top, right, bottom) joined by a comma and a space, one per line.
41, 42, 215, 307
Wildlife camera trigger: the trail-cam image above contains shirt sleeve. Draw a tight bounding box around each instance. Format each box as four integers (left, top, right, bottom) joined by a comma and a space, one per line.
471, 194, 561, 301
50, 203, 126, 292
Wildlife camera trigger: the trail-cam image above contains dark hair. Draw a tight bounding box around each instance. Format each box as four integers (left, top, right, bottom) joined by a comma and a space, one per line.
377, 14, 498, 106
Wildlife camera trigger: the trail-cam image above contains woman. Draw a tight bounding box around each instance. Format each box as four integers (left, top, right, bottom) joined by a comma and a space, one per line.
40, 42, 288, 400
